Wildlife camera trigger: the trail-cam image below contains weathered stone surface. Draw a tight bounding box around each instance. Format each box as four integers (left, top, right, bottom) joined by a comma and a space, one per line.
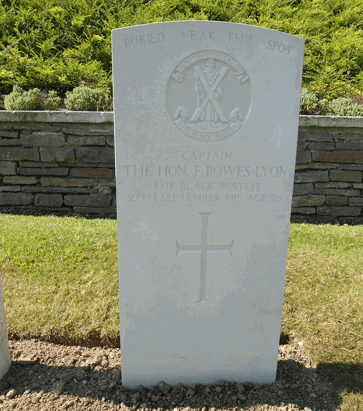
0, 131, 18, 138
3, 176, 37, 185
34, 194, 63, 207
67, 136, 105, 146
290, 207, 316, 215
294, 170, 329, 183
75, 147, 114, 163
0, 139, 21, 146
73, 206, 116, 214
295, 162, 339, 170
96, 180, 115, 187
20, 132, 65, 147
298, 129, 333, 142
19, 167, 69, 176
62, 126, 114, 136
295, 150, 311, 164
317, 206, 361, 216
19, 161, 60, 168
293, 183, 313, 196
22, 187, 98, 193
0, 193, 32, 205
349, 197, 363, 206
325, 196, 348, 205
0, 161, 16, 175
314, 189, 360, 197
41, 177, 97, 187
0, 148, 39, 161
341, 164, 363, 170
330, 170, 362, 182
312, 152, 363, 163
308, 142, 335, 150
106, 136, 114, 147
0, 186, 21, 192
64, 194, 111, 207
40, 148, 75, 162
315, 182, 351, 188
59, 162, 115, 168
353, 183, 363, 189
292, 195, 325, 207
338, 131, 363, 141
335, 142, 363, 151
70, 168, 114, 179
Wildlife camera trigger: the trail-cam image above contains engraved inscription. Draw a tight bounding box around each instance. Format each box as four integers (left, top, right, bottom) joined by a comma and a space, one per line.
167, 51, 252, 142
176, 213, 233, 303
266, 40, 292, 54
181, 31, 215, 41
228, 32, 253, 45
124, 32, 165, 48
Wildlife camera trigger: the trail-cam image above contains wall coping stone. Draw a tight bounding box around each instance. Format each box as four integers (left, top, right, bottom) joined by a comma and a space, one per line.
0, 112, 362, 127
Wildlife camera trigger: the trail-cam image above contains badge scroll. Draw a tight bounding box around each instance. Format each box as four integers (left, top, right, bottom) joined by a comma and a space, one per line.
167, 51, 252, 142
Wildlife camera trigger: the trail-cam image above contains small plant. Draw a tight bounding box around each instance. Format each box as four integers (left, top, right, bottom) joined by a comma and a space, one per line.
300, 88, 318, 113
64, 86, 111, 111
320, 97, 363, 116
4, 86, 61, 110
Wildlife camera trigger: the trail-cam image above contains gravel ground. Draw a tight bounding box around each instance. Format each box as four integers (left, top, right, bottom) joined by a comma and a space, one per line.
0, 338, 340, 410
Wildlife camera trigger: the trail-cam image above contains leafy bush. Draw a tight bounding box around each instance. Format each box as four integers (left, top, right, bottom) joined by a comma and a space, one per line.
300, 88, 318, 113
320, 97, 363, 116
64, 86, 109, 111
4, 85, 61, 110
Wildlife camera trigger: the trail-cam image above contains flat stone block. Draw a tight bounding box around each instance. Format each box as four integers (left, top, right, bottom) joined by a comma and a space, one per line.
19, 167, 69, 176
41, 177, 97, 187
70, 168, 114, 179
0, 161, 16, 175
353, 183, 363, 189
0, 193, 32, 205
325, 196, 348, 205
295, 150, 311, 164
75, 147, 115, 163
20, 132, 65, 147
298, 129, 333, 142
330, 170, 362, 182
106, 136, 114, 147
0, 139, 21, 146
0, 186, 21, 192
40, 148, 75, 163
0, 131, 18, 138
293, 183, 313, 196
314, 188, 360, 197
341, 164, 363, 171
292, 195, 325, 207
294, 170, 329, 183
308, 142, 335, 150
335, 142, 363, 151
73, 206, 116, 214
338, 131, 363, 141
312, 152, 363, 163
295, 162, 339, 170
0, 148, 39, 161
64, 194, 111, 207
22, 187, 98, 194
315, 182, 351, 188
67, 136, 105, 146
349, 197, 363, 206
62, 125, 114, 136
317, 206, 361, 217
59, 162, 115, 168
34, 194, 63, 207
290, 207, 316, 215
19, 161, 60, 168
3, 176, 38, 185
0, 276, 11, 379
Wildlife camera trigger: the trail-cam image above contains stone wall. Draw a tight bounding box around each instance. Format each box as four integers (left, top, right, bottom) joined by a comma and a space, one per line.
0, 112, 362, 223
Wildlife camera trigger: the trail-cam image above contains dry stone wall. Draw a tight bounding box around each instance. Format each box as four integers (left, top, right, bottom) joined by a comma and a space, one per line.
0, 113, 362, 223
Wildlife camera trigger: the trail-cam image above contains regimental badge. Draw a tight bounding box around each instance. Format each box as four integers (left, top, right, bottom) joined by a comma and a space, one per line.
166, 51, 252, 142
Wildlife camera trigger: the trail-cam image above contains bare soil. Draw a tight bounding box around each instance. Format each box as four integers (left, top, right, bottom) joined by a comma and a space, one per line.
0, 338, 341, 410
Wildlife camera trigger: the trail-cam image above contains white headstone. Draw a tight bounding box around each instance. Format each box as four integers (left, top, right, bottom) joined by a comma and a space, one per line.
0, 276, 11, 379
112, 21, 304, 388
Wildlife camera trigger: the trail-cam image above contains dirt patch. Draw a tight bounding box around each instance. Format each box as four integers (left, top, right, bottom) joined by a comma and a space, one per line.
0, 338, 341, 410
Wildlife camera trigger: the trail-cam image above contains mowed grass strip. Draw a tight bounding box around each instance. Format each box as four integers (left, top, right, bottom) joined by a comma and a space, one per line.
0, 215, 362, 407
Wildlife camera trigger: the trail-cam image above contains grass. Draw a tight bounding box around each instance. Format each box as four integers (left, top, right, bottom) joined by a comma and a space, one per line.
0, 214, 362, 408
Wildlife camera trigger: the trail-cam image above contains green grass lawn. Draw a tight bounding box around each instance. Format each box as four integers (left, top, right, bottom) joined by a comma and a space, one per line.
0, 214, 362, 409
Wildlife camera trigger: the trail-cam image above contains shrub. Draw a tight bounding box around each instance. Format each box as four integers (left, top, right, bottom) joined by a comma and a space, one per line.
64, 86, 109, 111
4, 86, 61, 110
320, 97, 363, 116
300, 88, 318, 113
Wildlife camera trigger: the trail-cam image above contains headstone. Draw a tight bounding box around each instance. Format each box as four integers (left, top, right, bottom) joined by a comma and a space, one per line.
112, 21, 304, 388
0, 276, 11, 379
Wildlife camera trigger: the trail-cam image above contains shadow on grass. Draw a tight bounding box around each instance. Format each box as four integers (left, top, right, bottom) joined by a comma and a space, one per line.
0, 357, 345, 410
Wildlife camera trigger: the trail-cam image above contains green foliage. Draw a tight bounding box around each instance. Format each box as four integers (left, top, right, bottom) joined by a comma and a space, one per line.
64, 85, 110, 111
300, 88, 318, 113
4, 85, 61, 110
321, 97, 363, 116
